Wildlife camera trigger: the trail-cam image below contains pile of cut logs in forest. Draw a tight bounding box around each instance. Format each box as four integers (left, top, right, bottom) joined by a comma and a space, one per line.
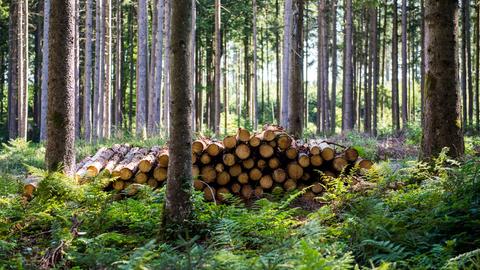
24, 125, 373, 201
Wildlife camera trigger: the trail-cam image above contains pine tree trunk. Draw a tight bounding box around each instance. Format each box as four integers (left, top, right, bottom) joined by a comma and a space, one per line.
422, 0, 464, 159
151, 0, 164, 135
461, 0, 467, 128
420, 0, 425, 126
114, 0, 123, 131
162, 0, 193, 238
74, 0, 80, 139
371, 6, 379, 136
163, 0, 172, 136
476, 3, 480, 131
275, 0, 281, 123
342, 0, 354, 131
40, 0, 50, 141
103, 0, 112, 138
401, 0, 408, 128
17, 0, 28, 140
287, 0, 304, 137
466, 0, 473, 127
93, 0, 103, 141
83, 0, 92, 142
137, 0, 148, 138
252, 0, 258, 130
330, 0, 337, 134
392, 0, 400, 132
8, 1, 19, 139
46, 0, 76, 175
213, 0, 221, 135
128, 6, 134, 132
281, 0, 293, 128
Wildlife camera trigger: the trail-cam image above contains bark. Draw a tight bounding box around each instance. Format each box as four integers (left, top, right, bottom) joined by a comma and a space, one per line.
420, 0, 425, 126
401, 0, 408, 128
46, 0, 76, 175
149, 0, 165, 135
137, 0, 148, 138
40, 0, 50, 141
331, 0, 338, 133
213, 0, 221, 135
252, 0, 259, 130
476, 3, 480, 131
275, 0, 281, 123
17, 0, 28, 140
103, 0, 112, 138
317, 0, 326, 134
287, 0, 304, 137
392, 0, 400, 131
114, 0, 123, 130
84, 0, 93, 142
93, 0, 103, 141
342, 0, 354, 131
371, 6, 379, 136
422, 0, 464, 159
8, 1, 19, 139
162, 0, 194, 238
163, 0, 172, 136
74, 0, 80, 139
281, 0, 293, 128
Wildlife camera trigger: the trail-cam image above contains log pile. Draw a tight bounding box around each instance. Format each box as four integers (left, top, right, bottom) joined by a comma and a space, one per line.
24, 125, 373, 200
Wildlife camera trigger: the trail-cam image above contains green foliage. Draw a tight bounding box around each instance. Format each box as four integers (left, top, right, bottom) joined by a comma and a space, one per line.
0, 138, 479, 269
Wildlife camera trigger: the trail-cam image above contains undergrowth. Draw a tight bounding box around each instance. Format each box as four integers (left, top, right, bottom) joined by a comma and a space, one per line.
0, 138, 479, 269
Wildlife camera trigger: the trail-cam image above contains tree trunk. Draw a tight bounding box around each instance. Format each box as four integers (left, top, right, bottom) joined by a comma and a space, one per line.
370, 6, 378, 136
114, 0, 123, 131
137, 0, 148, 138
401, 0, 408, 128
17, 0, 28, 140
420, 0, 425, 127
8, 1, 19, 139
103, 0, 112, 139
213, 0, 221, 135
422, 0, 464, 159
40, 0, 50, 141
128, 6, 134, 132
74, 0, 80, 139
163, 0, 172, 136
252, 0, 258, 130
317, 0, 325, 134
162, 0, 193, 238
461, 0, 467, 128
330, 0, 337, 134
84, 0, 92, 142
93, 0, 103, 141
392, 0, 400, 132
342, 0, 354, 131
46, 0, 76, 175
281, 0, 293, 128
275, 0, 281, 123
287, 0, 304, 137
476, 3, 480, 131
150, 0, 164, 135
466, 0, 473, 128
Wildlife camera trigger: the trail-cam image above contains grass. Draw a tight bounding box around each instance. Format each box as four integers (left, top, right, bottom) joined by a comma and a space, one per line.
0, 134, 479, 269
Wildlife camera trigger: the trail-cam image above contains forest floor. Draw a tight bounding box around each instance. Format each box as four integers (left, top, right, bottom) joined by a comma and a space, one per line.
0, 128, 479, 269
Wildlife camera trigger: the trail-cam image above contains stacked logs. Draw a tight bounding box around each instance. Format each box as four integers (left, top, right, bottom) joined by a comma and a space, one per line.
24, 125, 373, 200
190, 126, 372, 202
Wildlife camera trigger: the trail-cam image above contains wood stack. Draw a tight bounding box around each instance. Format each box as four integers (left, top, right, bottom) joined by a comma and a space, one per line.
62, 125, 373, 201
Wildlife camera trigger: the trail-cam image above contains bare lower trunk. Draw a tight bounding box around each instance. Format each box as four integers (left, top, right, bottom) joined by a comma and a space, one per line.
162, 0, 194, 239
281, 0, 293, 128
342, 0, 353, 131
287, 0, 304, 137
421, 0, 464, 159
46, 0, 76, 175
136, 0, 148, 138
40, 0, 50, 141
